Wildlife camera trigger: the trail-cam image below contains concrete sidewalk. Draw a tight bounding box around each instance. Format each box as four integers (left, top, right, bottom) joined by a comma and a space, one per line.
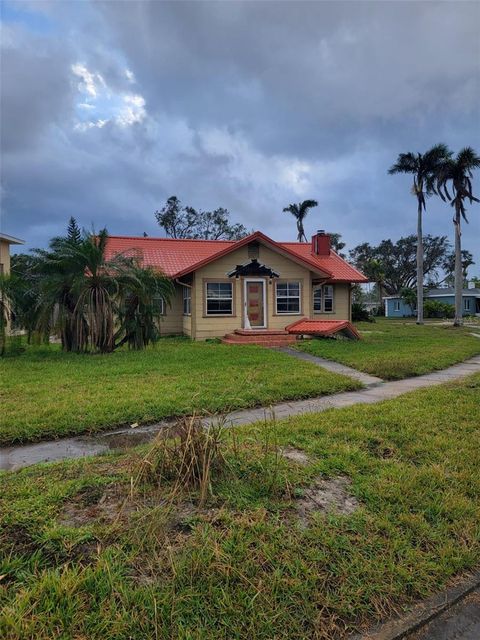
2, 355, 480, 471
274, 347, 384, 387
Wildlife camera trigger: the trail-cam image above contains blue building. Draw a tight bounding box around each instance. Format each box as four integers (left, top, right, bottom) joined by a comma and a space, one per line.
384, 287, 480, 318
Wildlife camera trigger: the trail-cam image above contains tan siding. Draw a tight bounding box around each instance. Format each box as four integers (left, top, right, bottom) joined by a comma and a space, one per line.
312, 283, 350, 320
159, 284, 183, 336
193, 244, 314, 339
0, 240, 11, 275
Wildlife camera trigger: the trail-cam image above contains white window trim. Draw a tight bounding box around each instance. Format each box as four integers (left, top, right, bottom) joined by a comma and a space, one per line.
183, 286, 191, 316
464, 299, 471, 312
205, 281, 234, 317
394, 300, 401, 312
313, 284, 335, 314
275, 281, 302, 315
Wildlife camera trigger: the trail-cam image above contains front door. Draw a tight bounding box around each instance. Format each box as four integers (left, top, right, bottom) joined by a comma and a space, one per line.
245, 279, 266, 328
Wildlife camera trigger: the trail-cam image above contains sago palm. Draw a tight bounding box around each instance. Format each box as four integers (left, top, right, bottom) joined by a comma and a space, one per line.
389, 144, 452, 324
283, 199, 318, 242
435, 147, 480, 326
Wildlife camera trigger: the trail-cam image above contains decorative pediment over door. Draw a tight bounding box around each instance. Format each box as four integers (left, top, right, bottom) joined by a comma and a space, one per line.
227, 258, 280, 279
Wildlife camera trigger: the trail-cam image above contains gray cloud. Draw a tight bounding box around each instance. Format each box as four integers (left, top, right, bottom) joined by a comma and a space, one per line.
1, 0, 479, 266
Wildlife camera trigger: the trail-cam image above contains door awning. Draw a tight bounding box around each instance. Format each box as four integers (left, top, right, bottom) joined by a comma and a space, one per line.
227, 259, 280, 279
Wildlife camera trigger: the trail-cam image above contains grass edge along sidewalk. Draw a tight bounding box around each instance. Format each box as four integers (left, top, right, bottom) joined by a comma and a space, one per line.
1, 372, 479, 639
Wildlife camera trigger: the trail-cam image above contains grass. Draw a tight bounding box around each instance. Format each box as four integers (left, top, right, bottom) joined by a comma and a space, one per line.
295, 318, 480, 380
0, 338, 360, 446
1, 373, 479, 639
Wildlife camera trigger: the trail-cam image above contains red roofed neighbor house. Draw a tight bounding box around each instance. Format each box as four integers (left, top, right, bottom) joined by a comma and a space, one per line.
105, 230, 367, 342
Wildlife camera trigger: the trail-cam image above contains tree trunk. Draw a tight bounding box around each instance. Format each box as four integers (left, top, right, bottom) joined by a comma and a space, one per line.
416, 199, 424, 324
453, 206, 463, 327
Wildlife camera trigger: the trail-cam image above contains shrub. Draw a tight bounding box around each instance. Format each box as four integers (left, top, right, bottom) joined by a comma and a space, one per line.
352, 302, 375, 323
424, 300, 455, 319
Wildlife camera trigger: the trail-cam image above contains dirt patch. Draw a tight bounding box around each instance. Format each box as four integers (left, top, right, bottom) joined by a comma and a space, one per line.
295, 476, 359, 526
281, 446, 311, 466
58, 484, 137, 527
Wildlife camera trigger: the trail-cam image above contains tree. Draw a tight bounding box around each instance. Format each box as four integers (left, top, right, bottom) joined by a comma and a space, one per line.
282, 199, 318, 242
435, 147, 480, 326
330, 233, 346, 258
155, 196, 248, 240
389, 144, 452, 324
441, 250, 475, 287
400, 287, 417, 314
349, 235, 449, 295
66, 217, 82, 245
363, 258, 385, 311
18, 222, 174, 353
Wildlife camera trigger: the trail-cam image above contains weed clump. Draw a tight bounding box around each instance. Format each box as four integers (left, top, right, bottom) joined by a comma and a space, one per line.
137, 415, 226, 506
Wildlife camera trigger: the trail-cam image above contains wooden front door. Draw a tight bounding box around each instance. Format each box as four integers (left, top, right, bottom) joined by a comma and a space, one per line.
245, 280, 266, 328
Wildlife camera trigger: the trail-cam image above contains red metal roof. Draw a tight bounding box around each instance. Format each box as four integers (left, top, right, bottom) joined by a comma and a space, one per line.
281, 242, 367, 282
286, 319, 361, 339
104, 231, 367, 283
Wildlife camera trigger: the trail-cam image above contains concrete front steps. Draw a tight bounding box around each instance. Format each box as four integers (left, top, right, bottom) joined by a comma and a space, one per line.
222, 329, 298, 347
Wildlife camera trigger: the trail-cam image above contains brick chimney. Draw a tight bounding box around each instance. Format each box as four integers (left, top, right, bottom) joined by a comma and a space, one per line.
311, 230, 330, 256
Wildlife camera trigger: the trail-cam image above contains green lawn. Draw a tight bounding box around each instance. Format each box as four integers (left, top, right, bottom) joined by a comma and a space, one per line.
1, 374, 479, 639
296, 318, 480, 379
0, 339, 360, 446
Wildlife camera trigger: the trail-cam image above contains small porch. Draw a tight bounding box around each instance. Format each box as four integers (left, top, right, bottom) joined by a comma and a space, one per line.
222, 319, 361, 347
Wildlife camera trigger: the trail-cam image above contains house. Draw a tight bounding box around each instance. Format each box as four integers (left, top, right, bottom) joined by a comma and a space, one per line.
0, 233, 25, 275
105, 230, 367, 343
384, 287, 480, 318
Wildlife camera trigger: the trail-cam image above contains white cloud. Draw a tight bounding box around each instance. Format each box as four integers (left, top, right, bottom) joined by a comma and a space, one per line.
116, 94, 146, 126
71, 62, 146, 130
71, 63, 105, 98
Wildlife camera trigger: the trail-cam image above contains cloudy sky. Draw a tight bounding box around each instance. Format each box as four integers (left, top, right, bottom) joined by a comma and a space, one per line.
1, 0, 479, 264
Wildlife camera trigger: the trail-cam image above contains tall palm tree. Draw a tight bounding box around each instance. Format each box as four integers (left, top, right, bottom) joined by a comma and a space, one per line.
283, 199, 318, 242
435, 147, 480, 326
388, 144, 452, 324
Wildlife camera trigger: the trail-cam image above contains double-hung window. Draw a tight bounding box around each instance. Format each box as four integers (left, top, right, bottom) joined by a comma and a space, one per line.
183, 286, 191, 316
313, 285, 334, 312
153, 295, 165, 315
393, 300, 400, 312
276, 282, 301, 314
464, 298, 471, 312
206, 282, 233, 316
323, 285, 334, 312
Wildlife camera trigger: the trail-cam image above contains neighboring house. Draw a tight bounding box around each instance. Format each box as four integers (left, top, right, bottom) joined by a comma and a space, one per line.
384, 287, 480, 318
0, 233, 25, 275
105, 230, 367, 341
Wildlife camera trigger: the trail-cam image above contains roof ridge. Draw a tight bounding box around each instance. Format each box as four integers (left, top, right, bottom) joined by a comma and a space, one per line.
106, 235, 235, 243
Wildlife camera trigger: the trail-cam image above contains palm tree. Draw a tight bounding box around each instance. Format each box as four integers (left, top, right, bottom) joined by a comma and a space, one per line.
435, 147, 480, 326
34, 227, 174, 352
283, 200, 318, 242
388, 144, 452, 324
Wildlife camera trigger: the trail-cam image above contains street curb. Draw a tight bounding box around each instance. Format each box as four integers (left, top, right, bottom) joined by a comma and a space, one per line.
351, 570, 480, 640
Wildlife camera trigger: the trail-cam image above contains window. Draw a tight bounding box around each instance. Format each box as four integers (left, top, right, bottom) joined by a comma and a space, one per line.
323, 285, 334, 312
313, 285, 334, 313
313, 287, 322, 312
183, 286, 191, 316
464, 299, 471, 312
153, 295, 165, 315
394, 300, 401, 312
206, 282, 233, 315
276, 281, 301, 314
